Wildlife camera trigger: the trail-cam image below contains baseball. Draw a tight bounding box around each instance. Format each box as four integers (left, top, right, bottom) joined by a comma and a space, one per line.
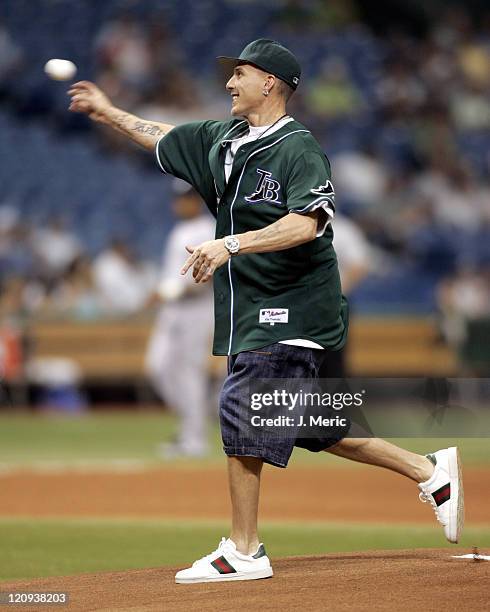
44, 59, 77, 81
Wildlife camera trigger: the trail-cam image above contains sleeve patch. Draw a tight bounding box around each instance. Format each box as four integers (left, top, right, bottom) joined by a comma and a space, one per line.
310, 179, 335, 199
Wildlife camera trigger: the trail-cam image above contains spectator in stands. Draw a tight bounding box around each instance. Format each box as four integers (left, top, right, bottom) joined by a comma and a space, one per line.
0, 222, 36, 282
376, 59, 427, 120
309, 0, 359, 29
31, 217, 83, 282
0, 19, 23, 98
41, 255, 101, 320
370, 170, 431, 255
411, 105, 456, 169
450, 76, 490, 132
147, 19, 188, 87
305, 57, 364, 122
0, 205, 20, 263
273, 0, 313, 32
94, 67, 141, 114
94, 13, 200, 148
432, 6, 474, 50
135, 74, 200, 128
274, 0, 358, 32
415, 161, 483, 232
458, 34, 490, 90
94, 13, 152, 92
0, 277, 43, 324
419, 39, 458, 100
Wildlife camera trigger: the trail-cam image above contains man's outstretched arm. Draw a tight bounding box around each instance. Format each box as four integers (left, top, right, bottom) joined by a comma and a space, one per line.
68, 81, 175, 150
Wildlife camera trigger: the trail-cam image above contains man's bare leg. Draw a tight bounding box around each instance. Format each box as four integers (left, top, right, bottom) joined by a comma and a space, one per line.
325, 438, 434, 482
228, 456, 263, 555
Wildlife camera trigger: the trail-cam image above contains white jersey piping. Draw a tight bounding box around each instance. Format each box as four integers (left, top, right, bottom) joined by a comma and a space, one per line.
221, 120, 248, 143
226, 128, 310, 355
155, 134, 168, 173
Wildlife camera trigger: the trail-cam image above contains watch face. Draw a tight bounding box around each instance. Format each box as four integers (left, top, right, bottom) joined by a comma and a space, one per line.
225, 236, 240, 254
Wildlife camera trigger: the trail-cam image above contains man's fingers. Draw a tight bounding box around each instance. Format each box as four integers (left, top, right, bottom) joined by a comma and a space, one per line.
201, 266, 215, 283
67, 90, 92, 112
181, 242, 223, 281
71, 80, 95, 91
193, 259, 216, 283
181, 241, 226, 281
192, 257, 206, 280
181, 245, 197, 272
193, 263, 206, 282
68, 84, 91, 97
68, 102, 86, 112
71, 94, 86, 104
68, 94, 88, 104
69, 99, 90, 113
181, 256, 194, 275
181, 248, 200, 275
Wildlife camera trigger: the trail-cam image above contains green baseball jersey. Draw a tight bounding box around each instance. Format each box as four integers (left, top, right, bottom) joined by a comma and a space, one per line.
156, 118, 348, 355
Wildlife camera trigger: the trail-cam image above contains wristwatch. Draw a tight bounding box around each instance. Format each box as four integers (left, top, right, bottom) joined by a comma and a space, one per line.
224, 235, 240, 256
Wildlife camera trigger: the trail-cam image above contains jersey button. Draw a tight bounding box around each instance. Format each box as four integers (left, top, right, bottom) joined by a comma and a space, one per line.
218, 292, 225, 303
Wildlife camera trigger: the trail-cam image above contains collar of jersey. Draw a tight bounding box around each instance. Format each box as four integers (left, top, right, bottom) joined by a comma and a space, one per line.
220, 117, 300, 147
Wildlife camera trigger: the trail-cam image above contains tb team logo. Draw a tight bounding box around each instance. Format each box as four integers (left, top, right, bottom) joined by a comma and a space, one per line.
245, 168, 282, 205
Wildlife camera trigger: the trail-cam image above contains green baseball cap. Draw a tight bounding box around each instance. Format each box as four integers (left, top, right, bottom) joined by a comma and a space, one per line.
218, 38, 301, 90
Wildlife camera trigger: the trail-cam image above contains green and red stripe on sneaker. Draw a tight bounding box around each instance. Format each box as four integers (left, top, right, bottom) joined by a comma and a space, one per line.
211, 556, 237, 574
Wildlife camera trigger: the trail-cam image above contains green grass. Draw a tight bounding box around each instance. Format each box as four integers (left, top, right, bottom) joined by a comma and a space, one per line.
1, 517, 489, 581
0, 413, 183, 463
0, 413, 487, 583
0, 413, 488, 468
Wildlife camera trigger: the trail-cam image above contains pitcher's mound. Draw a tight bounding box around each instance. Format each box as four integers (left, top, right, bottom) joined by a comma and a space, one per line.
2, 549, 488, 611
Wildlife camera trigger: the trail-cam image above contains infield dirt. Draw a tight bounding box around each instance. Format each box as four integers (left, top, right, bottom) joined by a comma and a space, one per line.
2, 549, 488, 611
1, 464, 489, 523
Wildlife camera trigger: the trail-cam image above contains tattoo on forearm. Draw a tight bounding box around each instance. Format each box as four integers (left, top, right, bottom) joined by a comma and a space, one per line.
133, 121, 164, 137
114, 113, 130, 130
112, 112, 165, 139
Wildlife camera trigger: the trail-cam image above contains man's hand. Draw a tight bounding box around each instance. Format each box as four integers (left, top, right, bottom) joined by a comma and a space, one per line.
181, 240, 230, 283
68, 81, 112, 123
68, 81, 174, 151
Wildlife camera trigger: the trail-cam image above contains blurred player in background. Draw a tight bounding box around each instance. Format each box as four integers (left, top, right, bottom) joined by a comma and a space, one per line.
145, 179, 214, 458
319, 213, 371, 378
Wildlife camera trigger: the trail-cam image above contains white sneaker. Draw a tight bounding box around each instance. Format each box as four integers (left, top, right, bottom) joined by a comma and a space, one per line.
418, 446, 464, 543
175, 537, 273, 584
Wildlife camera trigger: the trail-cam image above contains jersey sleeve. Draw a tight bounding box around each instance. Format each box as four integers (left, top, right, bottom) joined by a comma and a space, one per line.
285, 151, 336, 237
155, 121, 215, 188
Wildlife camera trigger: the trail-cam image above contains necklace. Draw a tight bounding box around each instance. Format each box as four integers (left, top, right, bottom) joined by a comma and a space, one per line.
251, 113, 289, 139
224, 114, 290, 166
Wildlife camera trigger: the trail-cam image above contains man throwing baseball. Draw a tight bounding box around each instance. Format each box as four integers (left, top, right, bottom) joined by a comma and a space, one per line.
69, 39, 464, 584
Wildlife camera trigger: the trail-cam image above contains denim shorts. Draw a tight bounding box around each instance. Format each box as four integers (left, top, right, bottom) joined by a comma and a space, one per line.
219, 343, 349, 468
